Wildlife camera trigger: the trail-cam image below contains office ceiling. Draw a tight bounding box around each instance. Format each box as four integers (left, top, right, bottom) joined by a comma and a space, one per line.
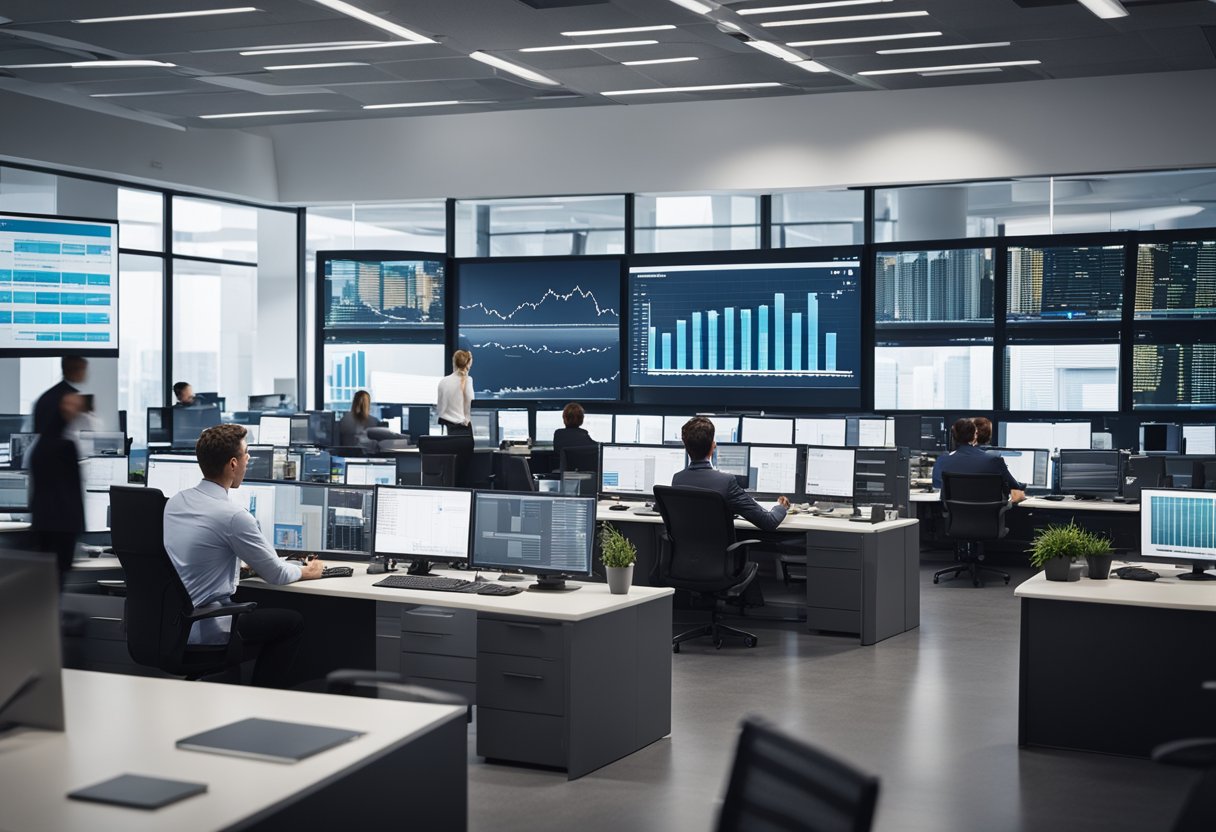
0, 0, 1214, 128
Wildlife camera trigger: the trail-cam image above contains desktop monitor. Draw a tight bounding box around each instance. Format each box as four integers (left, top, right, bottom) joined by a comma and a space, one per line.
1002, 421, 1092, 454
741, 417, 794, 445
497, 409, 531, 443
535, 410, 564, 444
406, 405, 434, 441
81, 455, 128, 491
0, 550, 64, 732
704, 443, 750, 489
192, 392, 225, 409
249, 393, 290, 411
301, 411, 335, 447
373, 486, 472, 574
804, 446, 856, 509
470, 491, 596, 589
856, 418, 892, 448
470, 410, 497, 448
1141, 423, 1183, 454
1162, 454, 1211, 489
599, 444, 688, 498
853, 447, 910, 515
698, 415, 741, 444
1123, 455, 1166, 501
83, 489, 112, 533
0, 414, 28, 445
345, 459, 396, 486
9, 433, 36, 469
1139, 489, 1216, 580
989, 448, 1051, 491
580, 413, 613, 444
795, 417, 847, 447
1057, 450, 1124, 499
146, 455, 200, 499
395, 453, 423, 486
614, 414, 664, 445
77, 431, 126, 456
1182, 425, 1216, 456
171, 406, 220, 449
0, 470, 29, 511
231, 482, 374, 559
746, 445, 800, 498
245, 445, 275, 481
259, 415, 292, 447
299, 449, 332, 483
147, 406, 172, 445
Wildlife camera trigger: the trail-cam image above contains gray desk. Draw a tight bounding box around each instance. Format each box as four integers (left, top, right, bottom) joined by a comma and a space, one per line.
239, 572, 674, 780
0, 669, 467, 832
597, 502, 920, 646
1015, 567, 1216, 757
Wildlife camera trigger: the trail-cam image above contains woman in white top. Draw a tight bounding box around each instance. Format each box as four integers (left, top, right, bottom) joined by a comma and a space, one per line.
435, 350, 473, 435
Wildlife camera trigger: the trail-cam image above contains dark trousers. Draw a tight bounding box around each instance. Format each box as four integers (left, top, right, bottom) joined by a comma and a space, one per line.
237, 608, 305, 688
442, 421, 472, 436
35, 530, 77, 588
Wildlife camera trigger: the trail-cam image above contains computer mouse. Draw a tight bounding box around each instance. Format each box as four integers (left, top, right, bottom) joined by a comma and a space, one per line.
608, 504, 628, 511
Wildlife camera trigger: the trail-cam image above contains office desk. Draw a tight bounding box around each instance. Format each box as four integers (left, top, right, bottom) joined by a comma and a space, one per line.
597, 502, 920, 646
1016, 567, 1216, 757
0, 520, 31, 532
0, 669, 467, 832
239, 572, 673, 780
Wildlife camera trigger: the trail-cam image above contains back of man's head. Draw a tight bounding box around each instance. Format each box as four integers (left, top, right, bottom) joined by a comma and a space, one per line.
62, 355, 88, 383
951, 418, 977, 448
196, 424, 247, 479
682, 417, 715, 461
562, 402, 585, 428
973, 416, 993, 446
173, 381, 192, 402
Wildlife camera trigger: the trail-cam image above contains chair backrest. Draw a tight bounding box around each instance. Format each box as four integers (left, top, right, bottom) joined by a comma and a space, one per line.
653, 485, 743, 591
560, 445, 599, 474
940, 472, 1010, 542
420, 454, 457, 488
109, 486, 196, 670
716, 717, 880, 832
418, 434, 474, 487
504, 456, 536, 492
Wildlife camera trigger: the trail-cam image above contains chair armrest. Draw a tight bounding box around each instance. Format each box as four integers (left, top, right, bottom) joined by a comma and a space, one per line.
724, 561, 760, 598
1152, 737, 1216, 769
186, 602, 257, 623
727, 539, 761, 552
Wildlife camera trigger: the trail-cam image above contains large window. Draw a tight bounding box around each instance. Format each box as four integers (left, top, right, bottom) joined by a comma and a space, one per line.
118, 255, 163, 445
773, 190, 864, 248
634, 193, 760, 253
118, 188, 163, 252
454, 195, 625, 257
172, 260, 259, 408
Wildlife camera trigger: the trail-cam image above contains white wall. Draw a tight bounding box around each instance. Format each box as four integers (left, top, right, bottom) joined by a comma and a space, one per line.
259, 69, 1216, 203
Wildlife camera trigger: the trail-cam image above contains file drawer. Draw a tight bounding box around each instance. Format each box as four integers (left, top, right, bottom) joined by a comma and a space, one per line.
477, 708, 566, 768
402, 653, 476, 685
806, 567, 861, 612
478, 617, 564, 659
400, 605, 476, 640
400, 628, 475, 657
477, 653, 565, 716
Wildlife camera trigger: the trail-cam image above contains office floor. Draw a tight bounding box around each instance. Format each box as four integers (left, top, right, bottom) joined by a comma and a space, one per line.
464, 563, 1195, 832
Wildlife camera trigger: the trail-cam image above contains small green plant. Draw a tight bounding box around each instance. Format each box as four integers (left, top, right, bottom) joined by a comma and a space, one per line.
1027, 521, 1112, 569
599, 523, 637, 569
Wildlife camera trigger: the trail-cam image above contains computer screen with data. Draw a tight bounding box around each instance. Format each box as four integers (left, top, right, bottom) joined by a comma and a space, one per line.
708, 443, 750, 482
373, 486, 471, 563
1139, 489, 1216, 578
856, 418, 892, 448
497, 409, 530, 443
146, 456, 199, 499
258, 416, 292, 447
171, 407, 220, 448
1001, 421, 1091, 454
228, 482, 373, 558
344, 459, 396, 486
748, 445, 800, 496
0, 470, 29, 511
1058, 450, 1123, 498
600, 444, 687, 497
1183, 425, 1216, 456
990, 448, 1050, 490
805, 446, 855, 504
795, 417, 847, 447
614, 414, 664, 445
741, 417, 793, 445
471, 492, 595, 577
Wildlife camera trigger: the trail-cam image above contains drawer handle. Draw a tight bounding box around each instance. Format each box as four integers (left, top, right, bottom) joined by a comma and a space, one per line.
90, 616, 123, 623
401, 630, 445, 638
503, 622, 542, 631
502, 671, 544, 681
405, 610, 455, 619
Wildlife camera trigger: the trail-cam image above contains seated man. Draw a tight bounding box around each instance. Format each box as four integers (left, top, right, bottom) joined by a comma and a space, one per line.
932, 418, 1026, 503
553, 402, 597, 454
164, 423, 325, 687
673, 416, 790, 531
172, 381, 195, 408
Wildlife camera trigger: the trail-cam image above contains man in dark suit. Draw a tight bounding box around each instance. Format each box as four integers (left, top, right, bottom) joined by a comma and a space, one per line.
172, 381, 195, 408
552, 402, 597, 455
672, 416, 790, 531
32, 355, 88, 436
932, 418, 1026, 502
30, 391, 86, 586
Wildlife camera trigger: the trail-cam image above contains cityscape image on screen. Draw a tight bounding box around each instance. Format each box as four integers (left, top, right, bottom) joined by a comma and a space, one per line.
875, 249, 993, 324
1007, 245, 1124, 322
628, 261, 860, 394
457, 259, 621, 400
1134, 241, 1216, 320
1005, 343, 1119, 411
323, 257, 445, 332
1133, 342, 1216, 410
873, 344, 993, 410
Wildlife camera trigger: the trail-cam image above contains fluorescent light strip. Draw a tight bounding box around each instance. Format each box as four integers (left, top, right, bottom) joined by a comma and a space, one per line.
858, 59, 1040, 76
746, 40, 806, 61
469, 51, 560, 86
265, 62, 368, 70
74, 7, 257, 23
621, 56, 700, 65
521, 40, 659, 52
787, 31, 941, 46
794, 59, 832, 73
561, 25, 677, 36
602, 81, 782, 96
919, 68, 1002, 76
240, 41, 423, 56
762, 10, 930, 27
1077, 0, 1129, 20
878, 41, 1010, 55
308, 0, 434, 43
1, 60, 176, 69
667, 0, 715, 14
200, 109, 327, 119
363, 100, 462, 109
740, 0, 892, 14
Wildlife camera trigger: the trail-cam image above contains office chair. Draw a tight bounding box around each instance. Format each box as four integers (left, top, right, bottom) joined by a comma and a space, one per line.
717, 716, 880, 832
504, 456, 536, 492
653, 485, 761, 652
935, 472, 1012, 588
1153, 681, 1216, 831
559, 445, 599, 475
109, 486, 256, 680
467, 450, 496, 490
418, 434, 474, 487
329, 445, 366, 458
420, 454, 457, 488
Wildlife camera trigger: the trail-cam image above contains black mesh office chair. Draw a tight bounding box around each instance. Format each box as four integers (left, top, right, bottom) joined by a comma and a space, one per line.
1153, 681, 1216, 832
418, 435, 474, 487
559, 445, 599, 474
503, 456, 536, 492
717, 717, 880, 832
420, 454, 457, 488
653, 485, 760, 652
109, 486, 256, 680
467, 450, 496, 490
935, 472, 1012, 587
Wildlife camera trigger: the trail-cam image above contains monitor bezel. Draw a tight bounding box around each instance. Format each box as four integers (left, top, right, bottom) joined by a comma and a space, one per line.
597, 442, 690, 500
803, 444, 857, 505
1057, 449, 1124, 499
743, 442, 803, 500
244, 480, 376, 561
372, 484, 472, 565
469, 490, 595, 578
1137, 487, 1216, 572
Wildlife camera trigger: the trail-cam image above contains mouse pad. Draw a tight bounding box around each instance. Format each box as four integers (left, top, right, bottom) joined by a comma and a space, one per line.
69, 774, 207, 809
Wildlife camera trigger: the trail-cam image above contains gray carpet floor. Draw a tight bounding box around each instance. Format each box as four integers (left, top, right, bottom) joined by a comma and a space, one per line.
465, 563, 1195, 832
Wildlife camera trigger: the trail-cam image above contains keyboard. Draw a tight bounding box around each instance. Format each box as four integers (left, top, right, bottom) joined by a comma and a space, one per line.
321, 566, 354, 578
372, 574, 524, 596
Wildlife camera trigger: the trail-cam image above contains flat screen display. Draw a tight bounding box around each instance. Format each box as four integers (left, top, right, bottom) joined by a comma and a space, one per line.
322, 255, 445, 334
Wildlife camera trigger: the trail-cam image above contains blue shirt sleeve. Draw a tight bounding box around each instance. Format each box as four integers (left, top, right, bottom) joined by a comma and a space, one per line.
228, 509, 301, 585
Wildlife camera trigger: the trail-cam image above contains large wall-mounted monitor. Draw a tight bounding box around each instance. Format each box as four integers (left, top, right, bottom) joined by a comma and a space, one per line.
457, 257, 621, 400
322, 252, 445, 334
0, 212, 119, 356
628, 257, 861, 406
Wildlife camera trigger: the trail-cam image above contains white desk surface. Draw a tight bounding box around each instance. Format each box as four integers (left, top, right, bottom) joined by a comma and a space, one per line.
243, 567, 673, 622
0, 669, 465, 832
1015, 565, 1216, 612
71, 555, 124, 571
596, 501, 918, 534
0, 520, 31, 532
909, 492, 1140, 514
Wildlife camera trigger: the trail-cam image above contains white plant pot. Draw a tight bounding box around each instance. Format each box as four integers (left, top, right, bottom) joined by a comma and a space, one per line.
605, 565, 634, 595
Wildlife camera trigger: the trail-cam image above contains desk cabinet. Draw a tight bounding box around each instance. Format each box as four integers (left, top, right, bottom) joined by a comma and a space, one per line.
377, 603, 478, 705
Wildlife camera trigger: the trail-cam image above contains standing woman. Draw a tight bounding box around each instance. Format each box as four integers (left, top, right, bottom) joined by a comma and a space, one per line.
436, 350, 474, 435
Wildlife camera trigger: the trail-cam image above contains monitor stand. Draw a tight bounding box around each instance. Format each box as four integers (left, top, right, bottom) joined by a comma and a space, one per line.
528, 574, 581, 592
1177, 563, 1216, 581
406, 559, 434, 576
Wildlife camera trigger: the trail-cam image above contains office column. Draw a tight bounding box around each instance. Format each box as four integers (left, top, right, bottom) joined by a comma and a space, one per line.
740, 309, 752, 371
792, 312, 802, 372
708, 311, 719, 370
807, 293, 819, 371
758, 305, 769, 371
691, 312, 702, 370
676, 320, 687, 370
725, 308, 735, 371
826, 333, 837, 372
662, 333, 672, 370
774, 293, 785, 371
647, 327, 657, 371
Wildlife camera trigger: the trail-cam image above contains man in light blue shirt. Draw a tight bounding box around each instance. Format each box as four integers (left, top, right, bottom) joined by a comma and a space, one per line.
165, 423, 325, 687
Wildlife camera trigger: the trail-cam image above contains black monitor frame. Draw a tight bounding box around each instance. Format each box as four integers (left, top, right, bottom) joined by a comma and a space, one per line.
372, 485, 473, 575
1057, 449, 1124, 499
743, 443, 803, 500
1138, 487, 1216, 580
469, 490, 595, 590
237, 480, 375, 561
803, 444, 857, 509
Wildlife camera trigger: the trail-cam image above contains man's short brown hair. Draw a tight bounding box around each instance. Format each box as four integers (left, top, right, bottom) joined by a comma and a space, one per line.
196, 424, 247, 479
681, 416, 715, 460
973, 417, 993, 446
562, 402, 585, 428
950, 418, 976, 448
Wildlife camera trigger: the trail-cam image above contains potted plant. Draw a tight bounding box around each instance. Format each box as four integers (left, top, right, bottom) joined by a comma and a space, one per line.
1027, 521, 1090, 582
599, 523, 637, 595
1081, 529, 1115, 580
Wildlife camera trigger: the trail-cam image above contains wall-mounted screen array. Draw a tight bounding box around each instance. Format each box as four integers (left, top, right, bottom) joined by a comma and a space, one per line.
1134, 241, 1216, 320
1006, 245, 1124, 323
323, 343, 444, 410
0, 212, 118, 354
1132, 342, 1216, 411
628, 260, 861, 406
323, 255, 445, 332
457, 258, 621, 401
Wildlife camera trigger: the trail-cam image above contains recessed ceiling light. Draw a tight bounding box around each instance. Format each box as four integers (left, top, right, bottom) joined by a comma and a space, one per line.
239, 41, 425, 56
521, 40, 660, 52
363, 100, 462, 109
667, 0, 715, 14
91, 91, 182, 98
762, 10, 930, 27
0, 60, 177, 69
621, 56, 700, 66
561, 25, 677, 36
740, 0, 892, 14
73, 7, 258, 23
786, 31, 941, 47
919, 67, 1003, 76
745, 40, 806, 62
469, 51, 560, 86
793, 60, 832, 73
1076, 0, 1129, 20
264, 61, 369, 70
307, 0, 434, 43
602, 81, 782, 96
858, 59, 1040, 76
877, 41, 1010, 55
200, 109, 327, 119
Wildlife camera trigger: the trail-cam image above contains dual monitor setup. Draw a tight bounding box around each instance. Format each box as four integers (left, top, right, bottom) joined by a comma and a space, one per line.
148, 407, 333, 450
